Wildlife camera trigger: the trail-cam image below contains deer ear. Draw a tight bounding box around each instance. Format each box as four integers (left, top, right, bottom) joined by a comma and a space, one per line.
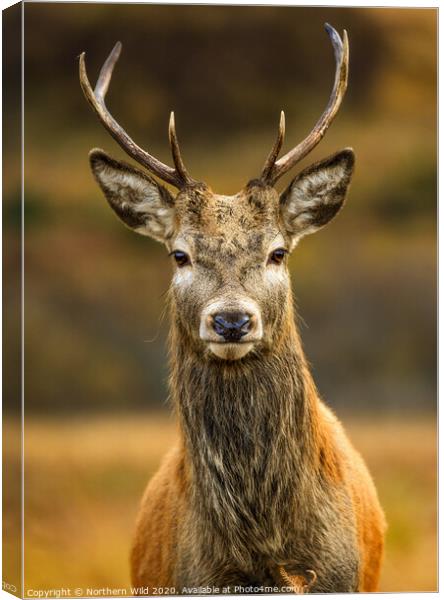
89, 149, 175, 242
279, 149, 355, 243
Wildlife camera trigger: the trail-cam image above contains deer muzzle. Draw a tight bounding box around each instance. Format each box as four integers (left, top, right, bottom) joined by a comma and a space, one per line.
199, 299, 263, 360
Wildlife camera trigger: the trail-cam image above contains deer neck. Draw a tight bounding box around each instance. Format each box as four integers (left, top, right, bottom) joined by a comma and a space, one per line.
169, 304, 322, 568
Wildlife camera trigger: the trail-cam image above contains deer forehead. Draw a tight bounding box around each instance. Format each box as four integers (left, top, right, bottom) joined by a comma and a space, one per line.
172, 185, 282, 247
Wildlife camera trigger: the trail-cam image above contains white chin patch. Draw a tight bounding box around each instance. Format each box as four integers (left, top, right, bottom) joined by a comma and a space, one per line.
209, 343, 254, 361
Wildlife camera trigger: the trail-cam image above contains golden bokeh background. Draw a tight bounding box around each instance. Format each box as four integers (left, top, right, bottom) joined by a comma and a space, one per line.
3, 4, 436, 595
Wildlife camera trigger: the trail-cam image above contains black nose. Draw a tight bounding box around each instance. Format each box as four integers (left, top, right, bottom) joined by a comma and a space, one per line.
212, 312, 251, 342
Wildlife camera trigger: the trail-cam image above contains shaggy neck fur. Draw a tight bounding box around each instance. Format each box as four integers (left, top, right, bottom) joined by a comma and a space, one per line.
169, 302, 324, 573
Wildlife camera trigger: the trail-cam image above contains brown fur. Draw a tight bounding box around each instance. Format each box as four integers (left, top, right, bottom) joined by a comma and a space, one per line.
90, 147, 386, 593
130, 319, 385, 592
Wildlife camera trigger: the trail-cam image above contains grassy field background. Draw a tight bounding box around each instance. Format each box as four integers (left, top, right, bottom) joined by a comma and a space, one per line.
3, 414, 436, 595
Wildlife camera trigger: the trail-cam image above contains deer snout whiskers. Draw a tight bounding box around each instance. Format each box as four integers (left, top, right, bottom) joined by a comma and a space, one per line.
199, 300, 263, 360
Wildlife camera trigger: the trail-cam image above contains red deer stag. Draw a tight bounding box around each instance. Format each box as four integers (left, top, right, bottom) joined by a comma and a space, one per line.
80, 24, 386, 593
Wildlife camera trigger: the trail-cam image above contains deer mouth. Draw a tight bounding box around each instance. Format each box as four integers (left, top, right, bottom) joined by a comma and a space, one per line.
208, 341, 256, 361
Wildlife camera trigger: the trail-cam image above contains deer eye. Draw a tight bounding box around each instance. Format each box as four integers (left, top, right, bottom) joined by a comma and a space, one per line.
268, 248, 288, 265
171, 250, 191, 267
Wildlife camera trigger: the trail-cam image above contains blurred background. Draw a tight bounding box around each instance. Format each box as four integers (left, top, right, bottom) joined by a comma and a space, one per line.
3, 3, 436, 595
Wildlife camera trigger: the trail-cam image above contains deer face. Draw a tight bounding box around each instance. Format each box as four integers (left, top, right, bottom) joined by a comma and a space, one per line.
81, 24, 353, 360
90, 149, 354, 360
165, 182, 287, 361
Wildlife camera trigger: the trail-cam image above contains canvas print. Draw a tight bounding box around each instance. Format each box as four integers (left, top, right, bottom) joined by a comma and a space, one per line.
2, 2, 437, 597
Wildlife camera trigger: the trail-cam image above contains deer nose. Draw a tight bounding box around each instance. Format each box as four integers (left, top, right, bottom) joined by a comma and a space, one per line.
212, 312, 252, 342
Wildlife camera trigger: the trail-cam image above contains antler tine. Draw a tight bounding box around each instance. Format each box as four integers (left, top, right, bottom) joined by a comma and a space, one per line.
265, 24, 349, 185
94, 40, 122, 98
260, 111, 286, 182
80, 43, 193, 188
169, 112, 193, 185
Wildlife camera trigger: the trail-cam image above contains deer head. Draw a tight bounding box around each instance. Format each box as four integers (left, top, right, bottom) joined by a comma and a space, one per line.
80, 24, 354, 361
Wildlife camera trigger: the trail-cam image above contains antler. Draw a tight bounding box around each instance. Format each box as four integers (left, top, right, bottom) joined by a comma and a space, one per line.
79, 42, 195, 188
279, 567, 318, 594
260, 23, 349, 185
